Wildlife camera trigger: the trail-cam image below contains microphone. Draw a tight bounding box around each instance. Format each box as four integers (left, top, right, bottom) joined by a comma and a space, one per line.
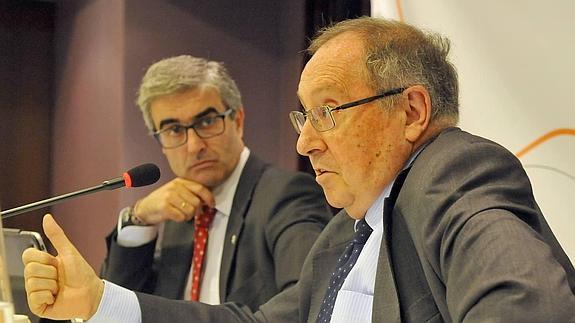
1, 163, 160, 219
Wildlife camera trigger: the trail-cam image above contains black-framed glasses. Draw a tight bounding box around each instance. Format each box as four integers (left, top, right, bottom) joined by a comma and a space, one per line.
153, 108, 234, 148
288, 87, 406, 134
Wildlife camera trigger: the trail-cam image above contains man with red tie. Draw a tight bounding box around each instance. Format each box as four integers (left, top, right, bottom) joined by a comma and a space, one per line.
100, 55, 332, 310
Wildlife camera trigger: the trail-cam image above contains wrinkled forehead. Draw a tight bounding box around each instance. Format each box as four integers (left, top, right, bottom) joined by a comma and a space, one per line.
298, 33, 368, 106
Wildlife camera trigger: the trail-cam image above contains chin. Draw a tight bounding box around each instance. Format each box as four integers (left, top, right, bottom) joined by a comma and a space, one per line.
200, 173, 228, 188
198, 177, 224, 189
323, 191, 352, 210
324, 191, 365, 219
181, 170, 221, 187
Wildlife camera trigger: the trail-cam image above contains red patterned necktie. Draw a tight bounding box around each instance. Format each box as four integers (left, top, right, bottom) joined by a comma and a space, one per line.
190, 206, 216, 301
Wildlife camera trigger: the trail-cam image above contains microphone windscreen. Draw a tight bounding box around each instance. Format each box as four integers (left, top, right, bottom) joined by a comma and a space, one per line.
123, 163, 161, 187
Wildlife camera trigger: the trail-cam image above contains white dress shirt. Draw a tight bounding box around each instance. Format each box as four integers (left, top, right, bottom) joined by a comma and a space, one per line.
329, 184, 389, 322
330, 150, 422, 322
116, 147, 250, 304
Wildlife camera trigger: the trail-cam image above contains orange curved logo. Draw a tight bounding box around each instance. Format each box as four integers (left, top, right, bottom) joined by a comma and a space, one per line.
516, 128, 575, 158
396, 0, 405, 22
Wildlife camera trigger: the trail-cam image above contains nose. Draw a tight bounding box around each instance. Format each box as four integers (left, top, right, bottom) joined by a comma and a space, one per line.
186, 128, 207, 153
296, 119, 325, 157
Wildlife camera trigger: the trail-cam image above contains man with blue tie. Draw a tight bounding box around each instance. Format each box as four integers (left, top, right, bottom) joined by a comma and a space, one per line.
22, 16, 575, 322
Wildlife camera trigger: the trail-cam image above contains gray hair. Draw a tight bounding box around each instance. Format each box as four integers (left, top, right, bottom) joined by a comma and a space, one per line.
137, 55, 243, 131
308, 17, 459, 125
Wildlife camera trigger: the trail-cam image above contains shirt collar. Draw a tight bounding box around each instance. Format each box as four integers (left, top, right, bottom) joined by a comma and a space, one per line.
358, 146, 425, 232
211, 147, 250, 217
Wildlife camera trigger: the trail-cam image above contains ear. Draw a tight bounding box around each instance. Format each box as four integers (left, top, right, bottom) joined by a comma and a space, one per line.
233, 107, 245, 138
402, 85, 431, 143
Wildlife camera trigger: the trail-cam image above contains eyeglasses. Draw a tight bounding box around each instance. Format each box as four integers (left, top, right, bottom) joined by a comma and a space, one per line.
153, 108, 234, 148
288, 87, 406, 134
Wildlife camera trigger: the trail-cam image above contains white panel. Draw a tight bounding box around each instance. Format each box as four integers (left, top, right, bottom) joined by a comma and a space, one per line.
372, 0, 575, 263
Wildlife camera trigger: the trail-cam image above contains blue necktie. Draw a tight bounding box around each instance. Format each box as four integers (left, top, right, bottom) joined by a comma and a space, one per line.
316, 219, 373, 323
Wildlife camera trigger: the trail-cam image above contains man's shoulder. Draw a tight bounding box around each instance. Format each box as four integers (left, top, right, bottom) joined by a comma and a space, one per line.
428, 127, 509, 151
416, 127, 518, 167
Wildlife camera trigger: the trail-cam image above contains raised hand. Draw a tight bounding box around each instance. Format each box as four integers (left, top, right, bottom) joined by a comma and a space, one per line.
22, 214, 104, 321
133, 177, 215, 225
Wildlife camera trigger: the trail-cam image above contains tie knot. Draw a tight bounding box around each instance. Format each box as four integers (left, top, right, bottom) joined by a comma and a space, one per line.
195, 206, 216, 228
353, 219, 373, 244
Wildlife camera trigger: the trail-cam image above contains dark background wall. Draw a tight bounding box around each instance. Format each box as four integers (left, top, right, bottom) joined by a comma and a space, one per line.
0, 0, 369, 270
0, 2, 54, 235
1, 0, 306, 269
49, 0, 125, 269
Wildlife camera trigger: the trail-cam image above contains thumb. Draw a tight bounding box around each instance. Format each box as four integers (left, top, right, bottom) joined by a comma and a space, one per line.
43, 214, 76, 255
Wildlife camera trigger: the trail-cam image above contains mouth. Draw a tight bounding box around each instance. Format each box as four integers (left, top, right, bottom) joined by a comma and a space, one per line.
314, 168, 332, 177
191, 160, 217, 169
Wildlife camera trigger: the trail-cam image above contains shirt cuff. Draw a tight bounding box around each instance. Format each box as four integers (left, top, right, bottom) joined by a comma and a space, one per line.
117, 211, 158, 247
88, 280, 141, 323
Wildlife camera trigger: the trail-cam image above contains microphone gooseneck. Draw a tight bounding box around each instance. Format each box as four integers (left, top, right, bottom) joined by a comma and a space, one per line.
0, 163, 161, 219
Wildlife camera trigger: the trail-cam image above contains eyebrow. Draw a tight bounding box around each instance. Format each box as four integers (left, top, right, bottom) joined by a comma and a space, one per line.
157, 107, 219, 130
296, 93, 307, 112
296, 86, 339, 113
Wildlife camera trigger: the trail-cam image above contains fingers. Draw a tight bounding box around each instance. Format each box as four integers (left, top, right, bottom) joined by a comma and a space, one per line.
136, 178, 215, 223
23, 250, 59, 292
42, 214, 77, 256
28, 289, 53, 315
24, 261, 58, 281
171, 193, 202, 222
22, 248, 59, 317
180, 179, 215, 208
22, 247, 57, 267
168, 178, 215, 209
25, 276, 59, 295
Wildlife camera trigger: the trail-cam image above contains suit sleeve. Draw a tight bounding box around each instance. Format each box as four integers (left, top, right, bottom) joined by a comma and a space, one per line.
100, 229, 158, 294
136, 292, 264, 323
259, 169, 332, 291
135, 211, 345, 323
409, 135, 575, 322
136, 284, 300, 323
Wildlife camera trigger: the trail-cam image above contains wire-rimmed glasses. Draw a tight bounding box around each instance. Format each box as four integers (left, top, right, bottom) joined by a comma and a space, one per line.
288, 87, 406, 134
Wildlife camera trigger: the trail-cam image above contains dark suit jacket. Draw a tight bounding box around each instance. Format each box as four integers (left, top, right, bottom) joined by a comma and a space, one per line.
101, 154, 332, 311
135, 128, 575, 322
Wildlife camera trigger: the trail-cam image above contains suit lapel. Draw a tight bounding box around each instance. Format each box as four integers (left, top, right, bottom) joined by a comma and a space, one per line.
218, 155, 267, 301
309, 212, 354, 321
372, 167, 411, 322
372, 198, 401, 322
